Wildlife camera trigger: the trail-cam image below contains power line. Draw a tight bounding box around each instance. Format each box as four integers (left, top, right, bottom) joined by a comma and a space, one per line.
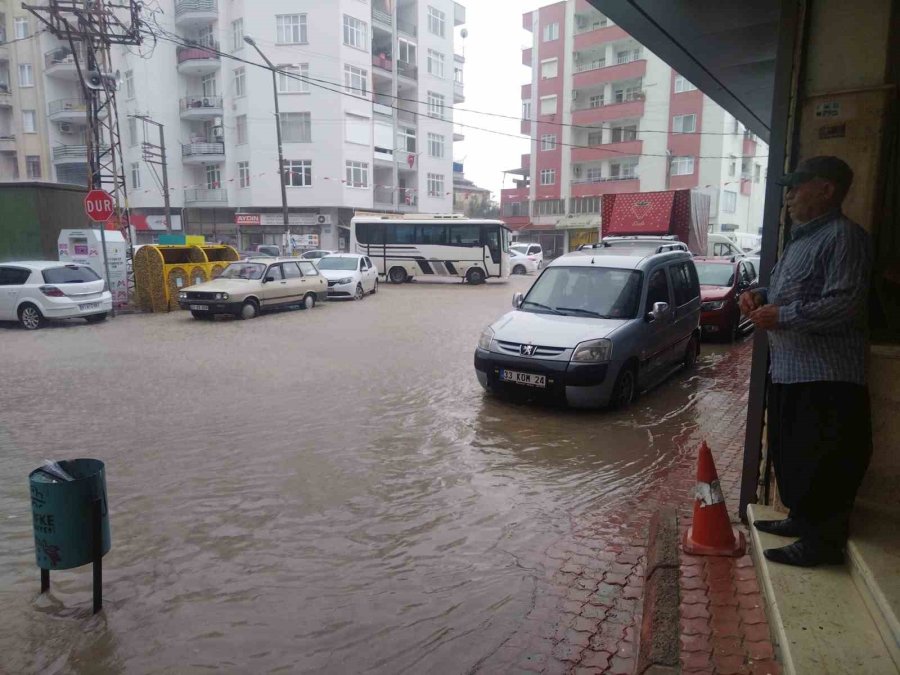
0, 30, 45, 47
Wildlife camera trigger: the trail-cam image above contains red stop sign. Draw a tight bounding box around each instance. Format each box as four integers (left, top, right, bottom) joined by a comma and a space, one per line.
84, 189, 115, 222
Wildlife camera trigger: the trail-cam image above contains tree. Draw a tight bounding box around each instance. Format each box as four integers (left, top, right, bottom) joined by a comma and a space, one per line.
465, 194, 500, 219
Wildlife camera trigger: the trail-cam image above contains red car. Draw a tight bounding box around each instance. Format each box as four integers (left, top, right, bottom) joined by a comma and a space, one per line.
694, 257, 758, 341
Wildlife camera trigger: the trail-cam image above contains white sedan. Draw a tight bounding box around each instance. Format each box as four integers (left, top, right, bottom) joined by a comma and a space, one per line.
509, 249, 540, 275
316, 254, 379, 300
300, 249, 336, 264
0, 261, 112, 330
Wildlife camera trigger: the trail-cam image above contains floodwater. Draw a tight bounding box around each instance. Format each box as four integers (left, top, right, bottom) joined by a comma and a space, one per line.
0, 275, 737, 674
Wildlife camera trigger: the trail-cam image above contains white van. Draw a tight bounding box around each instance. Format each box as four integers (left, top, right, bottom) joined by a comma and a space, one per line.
707, 234, 744, 258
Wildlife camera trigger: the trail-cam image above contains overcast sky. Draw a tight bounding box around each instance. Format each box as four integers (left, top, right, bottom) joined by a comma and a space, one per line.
453, 1, 546, 202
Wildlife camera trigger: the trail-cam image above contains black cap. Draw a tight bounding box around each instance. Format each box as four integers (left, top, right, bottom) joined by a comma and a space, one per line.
777, 156, 854, 190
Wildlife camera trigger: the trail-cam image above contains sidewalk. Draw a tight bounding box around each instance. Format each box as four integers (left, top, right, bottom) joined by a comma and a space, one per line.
481, 339, 778, 674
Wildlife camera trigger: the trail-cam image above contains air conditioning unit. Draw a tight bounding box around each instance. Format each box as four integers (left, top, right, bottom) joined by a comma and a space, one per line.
202, 97, 211, 107
58, 123, 74, 134
573, 166, 581, 176
212, 126, 224, 139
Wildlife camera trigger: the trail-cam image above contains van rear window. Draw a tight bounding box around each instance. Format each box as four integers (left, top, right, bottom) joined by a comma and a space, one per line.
42, 266, 101, 284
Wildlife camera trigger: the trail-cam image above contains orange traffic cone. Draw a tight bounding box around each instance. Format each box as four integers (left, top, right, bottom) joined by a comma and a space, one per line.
683, 441, 746, 556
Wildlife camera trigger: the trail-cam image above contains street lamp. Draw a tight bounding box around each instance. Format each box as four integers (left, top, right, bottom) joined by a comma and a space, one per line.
244, 35, 290, 251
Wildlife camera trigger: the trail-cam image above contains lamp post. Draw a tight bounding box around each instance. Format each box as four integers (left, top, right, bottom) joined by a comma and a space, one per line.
244, 35, 290, 252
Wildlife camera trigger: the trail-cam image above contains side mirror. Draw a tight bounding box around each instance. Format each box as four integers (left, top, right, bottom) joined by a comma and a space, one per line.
512, 292, 524, 308
264, 276, 275, 283
647, 301, 669, 322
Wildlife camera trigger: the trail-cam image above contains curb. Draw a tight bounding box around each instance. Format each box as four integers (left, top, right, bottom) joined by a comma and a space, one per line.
636, 507, 681, 674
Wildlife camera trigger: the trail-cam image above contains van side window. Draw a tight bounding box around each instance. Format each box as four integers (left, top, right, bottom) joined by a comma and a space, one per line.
645, 269, 671, 314
669, 263, 698, 306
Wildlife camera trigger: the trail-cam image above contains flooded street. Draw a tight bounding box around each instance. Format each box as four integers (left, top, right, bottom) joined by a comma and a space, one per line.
0, 276, 740, 674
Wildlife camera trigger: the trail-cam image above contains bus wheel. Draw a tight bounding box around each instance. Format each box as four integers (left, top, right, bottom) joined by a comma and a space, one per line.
466, 267, 486, 285
389, 267, 408, 284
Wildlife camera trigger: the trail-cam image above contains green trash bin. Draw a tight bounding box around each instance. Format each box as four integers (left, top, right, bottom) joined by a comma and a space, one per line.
29, 459, 111, 571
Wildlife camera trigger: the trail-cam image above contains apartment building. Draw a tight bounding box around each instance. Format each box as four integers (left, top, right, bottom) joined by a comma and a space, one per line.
501, 0, 767, 257
108, 0, 465, 248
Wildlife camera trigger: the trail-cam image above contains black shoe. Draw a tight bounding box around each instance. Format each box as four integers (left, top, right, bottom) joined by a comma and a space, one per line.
753, 517, 803, 538
763, 539, 844, 567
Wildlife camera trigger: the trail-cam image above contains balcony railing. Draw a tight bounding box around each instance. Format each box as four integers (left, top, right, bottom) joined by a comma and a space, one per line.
180, 95, 223, 111
575, 60, 606, 73
176, 43, 220, 64
501, 203, 530, 218
571, 174, 638, 184
372, 53, 393, 72
574, 19, 610, 35
185, 188, 227, 204
182, 141, 225, 157
398, 109, 417, 124
174, 0, 217, 16
397, 61, 417, 80
49, 98, 87, 116
374, 186, 393, 204
373, 102, 393, 117
53, 145, 87, 161
44, 44, 86, 70
373, 8, 392, 25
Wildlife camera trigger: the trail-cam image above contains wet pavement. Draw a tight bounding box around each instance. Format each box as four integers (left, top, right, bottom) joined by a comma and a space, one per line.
0, 275, 745, 674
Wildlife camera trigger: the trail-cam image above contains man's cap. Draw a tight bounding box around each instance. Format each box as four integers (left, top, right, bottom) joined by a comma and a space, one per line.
777, 156, 854, 189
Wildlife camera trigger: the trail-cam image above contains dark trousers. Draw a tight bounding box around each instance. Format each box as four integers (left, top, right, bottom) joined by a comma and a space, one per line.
767, 381, 873, 547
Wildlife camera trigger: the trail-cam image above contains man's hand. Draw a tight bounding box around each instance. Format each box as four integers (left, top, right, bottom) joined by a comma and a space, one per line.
750, 304, 780, 330
738, 290, 765, 316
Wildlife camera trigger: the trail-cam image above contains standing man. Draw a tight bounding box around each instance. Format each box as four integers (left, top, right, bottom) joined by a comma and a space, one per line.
740, 156, 873, 567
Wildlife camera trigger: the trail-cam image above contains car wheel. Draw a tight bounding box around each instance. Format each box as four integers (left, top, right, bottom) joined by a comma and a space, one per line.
389, 266, 407, 284
240, 299, 259, 320
302, 293, 316, 310
684, 334, 700, 369
85, 313, 108, 324
354, 283, 365, 301
371, 279, 378, 295
610, 364, 637, 408
466, 267, 486, 285
512, 264, 526, 275
19, 304, 45, 330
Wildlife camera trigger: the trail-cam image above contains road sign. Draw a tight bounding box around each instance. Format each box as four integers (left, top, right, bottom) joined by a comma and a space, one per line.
84, 190, 115, 223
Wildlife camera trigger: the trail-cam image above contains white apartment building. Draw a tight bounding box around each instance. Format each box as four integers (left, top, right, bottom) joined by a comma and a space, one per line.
108, 0, 466, 248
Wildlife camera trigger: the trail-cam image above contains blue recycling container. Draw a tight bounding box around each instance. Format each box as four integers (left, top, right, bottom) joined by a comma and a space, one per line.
29, 459, 111, 570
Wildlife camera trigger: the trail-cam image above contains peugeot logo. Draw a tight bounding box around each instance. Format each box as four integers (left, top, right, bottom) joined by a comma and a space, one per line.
520, 344, 537, 356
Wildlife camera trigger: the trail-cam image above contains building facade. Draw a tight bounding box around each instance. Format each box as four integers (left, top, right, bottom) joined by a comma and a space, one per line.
501, 0, 767, 257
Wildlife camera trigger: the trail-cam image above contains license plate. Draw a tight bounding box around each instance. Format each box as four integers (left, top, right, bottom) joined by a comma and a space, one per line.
501, 369, 546, 388
79, 302, 100, 311
189, 304, 209, 311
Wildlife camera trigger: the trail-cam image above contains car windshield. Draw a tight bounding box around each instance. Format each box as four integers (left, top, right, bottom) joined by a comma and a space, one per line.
510, 244, 528, 254
220, 262, 266, 280
316, 257, 358, 270
522, 266, 642, 319
42, 265, 100, 284
695, 263, 735, 287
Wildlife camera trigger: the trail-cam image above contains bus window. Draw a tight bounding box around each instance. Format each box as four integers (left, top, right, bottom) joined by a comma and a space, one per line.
417, 224, 448, 245
449, 224, 481, 246
394, 224, 416, 244
369, 223, 385, 246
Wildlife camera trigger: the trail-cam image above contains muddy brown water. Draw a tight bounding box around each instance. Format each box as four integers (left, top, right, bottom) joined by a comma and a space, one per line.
0, 276, 736, 673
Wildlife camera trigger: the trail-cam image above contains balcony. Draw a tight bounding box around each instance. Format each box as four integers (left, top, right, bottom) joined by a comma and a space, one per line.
53, 145, 91, 164
184, 188, 227, 205
174, 0, 217, 27
44, 45, 90, 81
0, 86, 11, 108
573, 59, 646, 90
374, 101, 393, 118
571, 139, 643, 163
374, 186, 394, 207
48, 98, 91, 124
397, 19, 416, 37
372, 53, 393, 73
398, 192, 418, 211
182, 141, 225, 164
180, 95, 224, 120
522, 47, 532, 67
454, 2, 465, 26
570, 176, 640, 197
176, 44, 221, 75
573, 25, 628, 52
0, 134, 15, 152
572, 98, 644, 126
397, 61, 417, 81
398, 108, 417, 125
373, 1, 392, 26
454, 80, 464, 104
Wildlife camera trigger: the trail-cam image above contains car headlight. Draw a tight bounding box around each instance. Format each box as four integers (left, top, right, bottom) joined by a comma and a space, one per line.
337, 277, 353, 285
215, 292, 229, 301
477, 326, 494, 350
701, 301, 725, 311
178, 291, 187, 300
571, 338, 612, 363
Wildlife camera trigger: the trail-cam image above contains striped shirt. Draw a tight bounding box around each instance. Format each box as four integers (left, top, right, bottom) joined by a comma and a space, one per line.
759, 209, 872, 385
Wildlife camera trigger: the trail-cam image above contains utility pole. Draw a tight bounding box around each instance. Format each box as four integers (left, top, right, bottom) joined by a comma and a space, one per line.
133, 115, 172, 234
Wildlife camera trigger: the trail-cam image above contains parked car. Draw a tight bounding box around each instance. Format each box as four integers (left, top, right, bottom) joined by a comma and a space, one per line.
510, 242, 544, 268
177, 257, 326, 319
300, 249, 337, 262
0, 261, 112, 330
253, 244, 282, 257
316, 254, 379, 300
707, 233, 745, 258
509, 249, 539, 275
694, 256, 758, 341
474, 247, 701, 408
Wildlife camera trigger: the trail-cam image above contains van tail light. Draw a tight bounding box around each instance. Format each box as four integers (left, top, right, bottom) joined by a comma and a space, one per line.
39, 285, 65, 297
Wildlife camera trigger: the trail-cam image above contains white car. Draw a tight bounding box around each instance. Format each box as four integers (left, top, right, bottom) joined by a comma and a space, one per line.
316, 254, 379, 300
0, 261, 112, 330
300, 249, 337, 263
510, 242, 544, 268
509, 249, 539, 275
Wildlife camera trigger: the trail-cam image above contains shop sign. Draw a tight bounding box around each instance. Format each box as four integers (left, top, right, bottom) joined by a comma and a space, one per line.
235, 214, 262, 226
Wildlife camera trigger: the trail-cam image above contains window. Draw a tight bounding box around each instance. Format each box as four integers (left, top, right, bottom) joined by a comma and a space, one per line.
124, 70, 134, 99
540, 134, 557, 151
540, 58, 558, 79
18, 64, 33, 87
449, 224, 480, 245
645, 269, 671, 314
672, 114, 696, 134
0, 267, 32, 285
277, 64, 309, 93
540, 169, 555, 185
585, 166, 603, 181
398, 127, 416, 152
233, 67, 245, 97
394, 224, 416, 244
236, 115, 247, 145
22, 110, 35, 133
266, 265, 284, 281
201, 73, 217, 97
280, 112, 311, 143
427, 173, 444, 197
532, 199, 564, 216
610, 124, 637, 143
589, 94, 604, 108
343, 64, 368, 96
276, 14, 307, 44
670, 262, 699, 306
127, 116, 138, 147
741, 157, 752, 178
722, 190, 737, 213
570, 196, 600, 214
427, 91, 445, 119
238, 161, 250, 188
398, 39, 416, 65
609, 160, 637, 179
542, 22, 559, 41
417, 224, 447, 245
669, 156, 695, 176
345, 161, 369, 188
728, 155, 736, 177
673, 76, 697, 93
614, 84, 642, 103
206, 165, 221, 189
343, 15, 367, 49
130, 162, 140, 189
587, 130, 603, 146
14, 17, 28, 39
285, 159, 312, 187
427, 49, 445, 78
26, 156, 41, 179
298, 261, 318, 276
427, 132, 445, 158
754, 164, 762, 183
282, 262, 301, 279
522, 101, 531, 120
427, 6, 446, 37
345, 113, 370, 145
616, 48, 641, 64
232, 18, 244, 51
539, 95, 557, 115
